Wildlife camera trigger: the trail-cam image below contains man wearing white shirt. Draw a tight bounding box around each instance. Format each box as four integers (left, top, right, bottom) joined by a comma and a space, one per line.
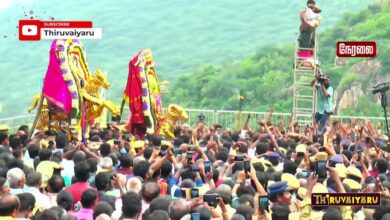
60, 158, 75, 183
26, 172, 51, 210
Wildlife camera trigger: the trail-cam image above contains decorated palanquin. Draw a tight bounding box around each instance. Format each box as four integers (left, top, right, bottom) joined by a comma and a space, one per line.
122, 49, 164, 137
28, 39, 119, 140
122, 49, 188, 138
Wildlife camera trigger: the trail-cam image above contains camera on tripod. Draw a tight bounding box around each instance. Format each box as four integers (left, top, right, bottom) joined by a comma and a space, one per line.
372, 82, 389, 95
371, 82, 390, 137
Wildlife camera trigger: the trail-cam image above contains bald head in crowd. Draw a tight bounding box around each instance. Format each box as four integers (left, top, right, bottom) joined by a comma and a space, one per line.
169, 199, 189, 220
141, 182, 160, 203
0, 194, 20, 217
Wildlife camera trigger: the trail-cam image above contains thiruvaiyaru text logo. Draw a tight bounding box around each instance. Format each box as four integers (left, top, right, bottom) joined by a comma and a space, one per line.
312, 193, 380, 206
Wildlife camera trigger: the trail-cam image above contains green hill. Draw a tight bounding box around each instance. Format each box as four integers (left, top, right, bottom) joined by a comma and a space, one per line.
164, 1, 390, 117
0, 0, 373, 117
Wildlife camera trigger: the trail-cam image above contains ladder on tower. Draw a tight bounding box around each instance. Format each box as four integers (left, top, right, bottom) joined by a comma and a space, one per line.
292, 35, 319, 127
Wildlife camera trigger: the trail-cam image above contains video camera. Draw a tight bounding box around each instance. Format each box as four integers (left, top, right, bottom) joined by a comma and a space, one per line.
317, 73, 328, 84
318, 74, 328, 83
315, 68, 328, 84
197, 114, 205, 123
372, 82, 389, 95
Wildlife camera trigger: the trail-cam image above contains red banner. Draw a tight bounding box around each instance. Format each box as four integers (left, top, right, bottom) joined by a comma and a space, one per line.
336, 41, 376, 58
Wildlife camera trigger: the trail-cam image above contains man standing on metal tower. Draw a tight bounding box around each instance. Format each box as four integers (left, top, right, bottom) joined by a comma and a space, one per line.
299, 0, 322, 48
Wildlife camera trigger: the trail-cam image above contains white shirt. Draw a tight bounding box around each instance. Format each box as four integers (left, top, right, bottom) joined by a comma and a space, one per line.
24, 150, 32, 161
141, 200, 149, 215
276, 162, 284, 172
305, 6, 320, 21
28, 187, 52, 210
46, 192, 58, 207
112, 198, 123, 220
61, 159, 75, 177
248, 148, 256, 158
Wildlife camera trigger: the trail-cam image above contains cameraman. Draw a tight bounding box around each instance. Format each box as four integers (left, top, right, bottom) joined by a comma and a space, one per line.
311, 73, 333, 133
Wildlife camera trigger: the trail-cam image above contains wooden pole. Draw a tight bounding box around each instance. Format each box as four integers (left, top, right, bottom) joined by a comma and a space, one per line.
28, 94, 44, 140
237, 90, 243, 131
119, 99, 125, 123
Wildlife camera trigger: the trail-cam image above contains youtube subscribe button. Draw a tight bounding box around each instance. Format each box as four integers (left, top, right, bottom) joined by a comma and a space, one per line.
19, 20, 41, 41
22, 25, 38, 36
19, 20, 99, 41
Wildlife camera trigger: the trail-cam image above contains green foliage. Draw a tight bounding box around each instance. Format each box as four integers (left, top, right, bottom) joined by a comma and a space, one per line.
377, 39, 390, 75
339, 74, 359, 91
166, 1, 390, 116
339, 96, 383, 117
164, 49, 294, 112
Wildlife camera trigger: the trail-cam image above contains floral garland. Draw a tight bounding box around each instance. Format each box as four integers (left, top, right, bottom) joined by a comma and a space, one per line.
138, 49, 155, 134
56, 39, 92, 140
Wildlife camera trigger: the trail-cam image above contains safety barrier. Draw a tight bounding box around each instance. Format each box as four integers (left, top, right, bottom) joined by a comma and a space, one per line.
1, 108, 388, 133
0, 115, 36, 134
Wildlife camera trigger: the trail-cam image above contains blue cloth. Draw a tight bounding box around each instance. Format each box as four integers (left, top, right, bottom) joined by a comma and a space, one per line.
266, 152, 279, 158
168, 176, 181, 198
330, 154, 343, 164
327, 187, 337, 193
120, 148, 127, 154
269, 181, 289, 195
169, 176, 203, 198
315, 112, 329, 133
195, 178, 203, 187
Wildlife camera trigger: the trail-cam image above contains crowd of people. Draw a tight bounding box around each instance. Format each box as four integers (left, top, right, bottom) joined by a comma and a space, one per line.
0, 113, 389, 220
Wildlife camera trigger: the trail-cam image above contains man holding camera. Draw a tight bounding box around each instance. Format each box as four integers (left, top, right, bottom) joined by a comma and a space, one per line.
311, 73, 333, 134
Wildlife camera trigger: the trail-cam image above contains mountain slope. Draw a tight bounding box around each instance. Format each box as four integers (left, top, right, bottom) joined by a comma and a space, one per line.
164, 1, 390, 117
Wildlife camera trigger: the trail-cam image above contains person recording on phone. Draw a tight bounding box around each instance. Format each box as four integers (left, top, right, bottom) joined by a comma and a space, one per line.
311, 72, 333, 134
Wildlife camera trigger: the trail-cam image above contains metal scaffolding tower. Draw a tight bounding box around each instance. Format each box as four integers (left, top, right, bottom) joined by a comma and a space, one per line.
292, 35, 319, 126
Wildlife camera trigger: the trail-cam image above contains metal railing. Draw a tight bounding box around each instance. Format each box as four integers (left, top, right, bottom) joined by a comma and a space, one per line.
1, 108, 388, 133
0, 115, 36, 134
118, 107, 388, 130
